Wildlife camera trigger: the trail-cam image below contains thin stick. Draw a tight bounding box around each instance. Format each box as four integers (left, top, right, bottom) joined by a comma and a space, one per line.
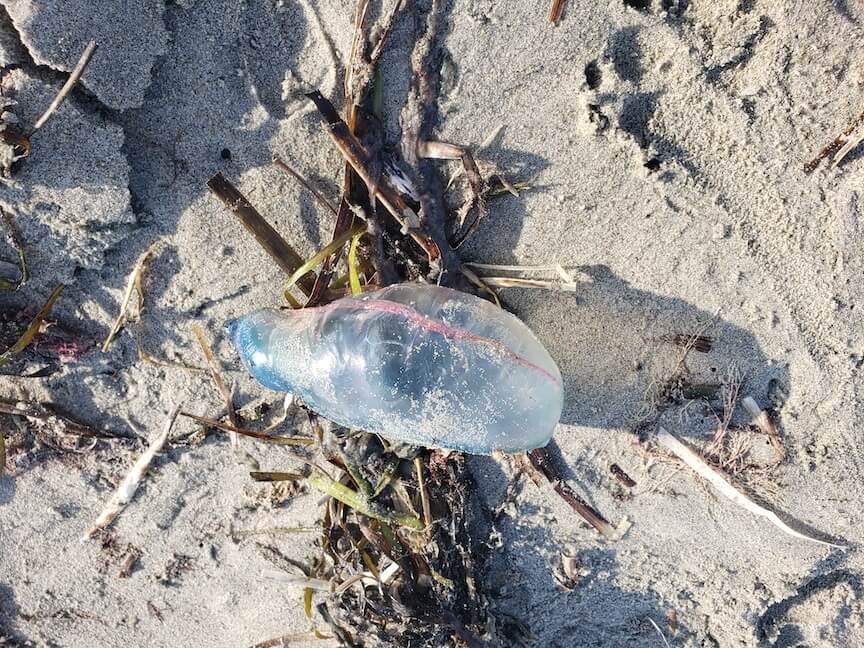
414, 457, 432, 528
0, 399, 119, 439
102, 242, 160, 352
273, 157, 339, 217
248, 632, 334, 648
528, 447, 618, 539
180, 412, 315, 445
32, 41, 97, 133
805, 108, 864, 173
192, 324, 239, 448
84, 405, 182, 540
477, 277, 580, 291
464, 262, 583, 276
369, 0, 406, 66
232, 527, 318, 538
656, 427, 843, 548
647, 618, 671, 648
207, 173, 315, 295
345, 0, 371, 101
549, 0, 567, 23
460, 265, 502, 308
305, 91, 439, 262
249, 471, 305, 482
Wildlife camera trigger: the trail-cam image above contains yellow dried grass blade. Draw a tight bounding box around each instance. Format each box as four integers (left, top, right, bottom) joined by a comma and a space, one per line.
303, 587, 314, 620
347, 230, 364, 295
283, 223, 365, 306
0, 284, 64, 367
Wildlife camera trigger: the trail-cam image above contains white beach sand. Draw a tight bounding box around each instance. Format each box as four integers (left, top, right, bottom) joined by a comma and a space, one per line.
1, 0, 863, 646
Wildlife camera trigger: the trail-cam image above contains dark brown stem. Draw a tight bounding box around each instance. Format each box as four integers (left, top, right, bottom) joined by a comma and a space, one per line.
305, 91, 440, 263
398, 0, 465, 287
207, 173, 315, 295
272, 157, 339, 217
528, 447, 616, 538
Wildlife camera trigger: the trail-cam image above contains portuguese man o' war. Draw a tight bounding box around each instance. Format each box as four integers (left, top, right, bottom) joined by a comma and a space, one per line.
226, 284, 563, 455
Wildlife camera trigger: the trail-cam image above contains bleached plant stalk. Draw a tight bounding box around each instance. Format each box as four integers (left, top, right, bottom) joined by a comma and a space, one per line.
741, 396, 786, 464
102, 241, 161, 352
192, 324, 238, 449
463, 263, 585, 292
83, 406, 182, 540
656, 427, 843, 549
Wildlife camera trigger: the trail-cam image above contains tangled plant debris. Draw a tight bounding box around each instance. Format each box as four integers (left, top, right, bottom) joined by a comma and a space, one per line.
197, 0, 616, 643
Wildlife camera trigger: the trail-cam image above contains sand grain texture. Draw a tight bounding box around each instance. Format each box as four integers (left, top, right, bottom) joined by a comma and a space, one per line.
1, 0, 863, 646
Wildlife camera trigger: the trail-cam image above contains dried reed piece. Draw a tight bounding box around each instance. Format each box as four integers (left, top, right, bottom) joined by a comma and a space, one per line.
84, 405, 182, 540
305, 91, 439, 262
207, 173, 315, 295
656, 427, 842, 548
32, 40, 98, 133
193, 324, 239, 449
102, 242, 160, 352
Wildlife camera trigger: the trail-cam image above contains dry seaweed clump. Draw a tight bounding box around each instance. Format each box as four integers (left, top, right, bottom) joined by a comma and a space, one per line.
300, 431, 489, 646
217, 414, 493, 646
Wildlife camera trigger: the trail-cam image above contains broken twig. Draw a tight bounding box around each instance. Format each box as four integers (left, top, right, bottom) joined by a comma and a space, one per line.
192, 324, 239, 449
805, 108, 864, 172
273, 157, 339, 217
207, 173, 315, 295
32, 40, 98, 133
84, 405, 182, 539
656, 427, 842, 548
180, 411, 314, 446
528, 447, 619, 539
549, 0, 568, 23
305, 91, 440, 262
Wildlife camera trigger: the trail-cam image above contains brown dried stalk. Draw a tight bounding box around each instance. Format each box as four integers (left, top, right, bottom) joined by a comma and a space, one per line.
0, 399, 117, 439
527, 447, 618, 539
805, 108, 864, 172
180, 412, 314, 446
549, 0, 568, 23
272, 157, 339, 217
207, 173, 315, 295
305, 91, 440, 263
192, 324, 239, 449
